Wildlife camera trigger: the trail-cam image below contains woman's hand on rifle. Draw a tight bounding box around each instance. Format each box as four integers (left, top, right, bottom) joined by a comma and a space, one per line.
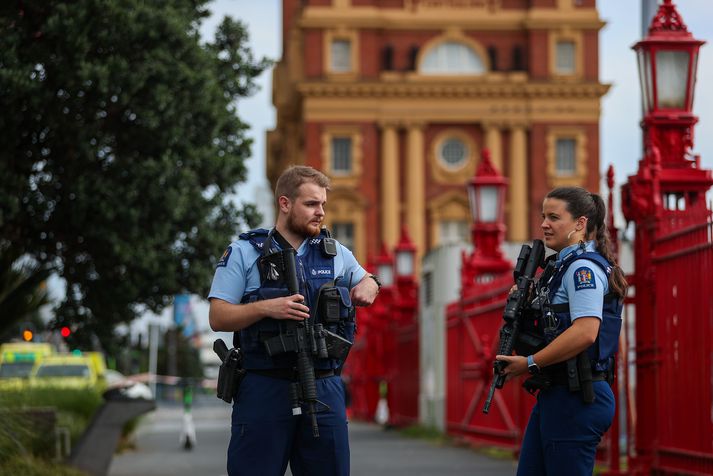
495, 355, 527, 380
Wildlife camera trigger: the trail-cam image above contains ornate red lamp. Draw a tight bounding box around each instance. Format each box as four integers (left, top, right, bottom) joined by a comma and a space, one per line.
373, 243, 394, 288
462, 150, 511, 286
623, 0, 712, 224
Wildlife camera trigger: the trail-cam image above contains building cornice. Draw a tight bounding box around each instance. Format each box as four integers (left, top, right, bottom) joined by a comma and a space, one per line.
298, 5, 605, 31
296, 81, 611, 100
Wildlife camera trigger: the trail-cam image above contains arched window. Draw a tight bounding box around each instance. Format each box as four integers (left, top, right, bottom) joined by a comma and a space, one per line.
420, 41, 485, 75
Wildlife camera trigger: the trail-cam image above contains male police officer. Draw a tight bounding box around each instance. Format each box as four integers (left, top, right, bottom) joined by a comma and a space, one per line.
209, 165, 379, 476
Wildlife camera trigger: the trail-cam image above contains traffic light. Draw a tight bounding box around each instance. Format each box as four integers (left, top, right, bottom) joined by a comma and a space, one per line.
60, 326, 71, 338
22, 329, 34, 341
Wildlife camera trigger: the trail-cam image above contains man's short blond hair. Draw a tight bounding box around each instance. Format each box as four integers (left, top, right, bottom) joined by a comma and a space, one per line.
275, 166, 331, 202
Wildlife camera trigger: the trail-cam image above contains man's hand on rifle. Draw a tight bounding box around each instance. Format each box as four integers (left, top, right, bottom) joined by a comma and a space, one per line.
264, 295, 310, 321
495, 355, 528, 380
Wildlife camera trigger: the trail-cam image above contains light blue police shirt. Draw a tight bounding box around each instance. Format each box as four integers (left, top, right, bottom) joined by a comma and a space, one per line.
550, 240, 608, 321
208, 231, 367, 304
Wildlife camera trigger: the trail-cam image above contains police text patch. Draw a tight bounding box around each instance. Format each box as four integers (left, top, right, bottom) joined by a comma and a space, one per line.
573, 266, 596, 290
217, 246, 232, 268
310, 266, 333, 278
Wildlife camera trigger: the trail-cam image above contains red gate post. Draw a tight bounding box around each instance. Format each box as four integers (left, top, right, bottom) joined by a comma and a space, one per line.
370, 245, 396, 420
344, 245, 395, 421
388, 226, 419, 427
602, 165, 625, 476
622, 1, 713, 474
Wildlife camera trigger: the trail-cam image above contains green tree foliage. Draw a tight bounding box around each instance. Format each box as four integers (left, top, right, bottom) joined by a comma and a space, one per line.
0, 1, 269, 350
0, 245, 50, 340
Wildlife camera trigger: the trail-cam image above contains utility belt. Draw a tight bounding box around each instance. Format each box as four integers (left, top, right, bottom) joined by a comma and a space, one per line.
523, 353, 614, 404
249, 367, 339, 381
547, 369, 609, 386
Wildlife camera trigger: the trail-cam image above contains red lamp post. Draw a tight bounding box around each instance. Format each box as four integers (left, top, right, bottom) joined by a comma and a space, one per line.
623, 0, 712, 225
394, 226, 416, 288
622, 2, 713, 474
393, 226, 418, 327
374, 243, 395, 288
462, 149, 511, 287
371, 243, 395, 378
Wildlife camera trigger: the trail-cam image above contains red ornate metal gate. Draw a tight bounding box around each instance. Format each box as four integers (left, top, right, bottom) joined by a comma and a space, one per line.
621, 2, 713, 473
445, 274, 534, 449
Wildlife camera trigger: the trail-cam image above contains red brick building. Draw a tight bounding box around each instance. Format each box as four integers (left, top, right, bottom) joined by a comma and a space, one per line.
267, 0, 608, 267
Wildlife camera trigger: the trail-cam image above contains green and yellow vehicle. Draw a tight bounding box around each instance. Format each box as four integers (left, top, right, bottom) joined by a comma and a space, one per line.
0, 342, 54, 390
30, 353, 106, 390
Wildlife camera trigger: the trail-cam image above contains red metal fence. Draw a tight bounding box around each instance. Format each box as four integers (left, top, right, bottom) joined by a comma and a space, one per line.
629, 214, 713, 475
388, 317, 419, 426
344, 278, 419, 427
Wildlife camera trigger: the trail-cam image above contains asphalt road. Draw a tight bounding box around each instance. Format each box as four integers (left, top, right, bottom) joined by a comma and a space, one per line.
108, 401, 517, 476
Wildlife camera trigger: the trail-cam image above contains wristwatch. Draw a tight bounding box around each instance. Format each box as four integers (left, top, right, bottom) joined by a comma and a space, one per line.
527, 355, 541, 375
368, 274, 382, 291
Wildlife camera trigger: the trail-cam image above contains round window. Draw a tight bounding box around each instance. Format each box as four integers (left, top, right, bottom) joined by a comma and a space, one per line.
438, 138, 468, 169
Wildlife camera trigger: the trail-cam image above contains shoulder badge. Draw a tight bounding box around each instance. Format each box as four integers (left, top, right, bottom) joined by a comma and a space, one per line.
217, 246, 232, 268
573, 266, 596, 291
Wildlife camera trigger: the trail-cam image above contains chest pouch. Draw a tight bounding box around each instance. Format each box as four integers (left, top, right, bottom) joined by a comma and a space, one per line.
513, 291, 548, 356
514, 308, 547, 356
315, 285, 354, 324
258, 249, 296, 287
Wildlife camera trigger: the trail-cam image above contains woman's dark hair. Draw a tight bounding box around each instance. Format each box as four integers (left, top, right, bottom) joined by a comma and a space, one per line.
546, 187, 628, 298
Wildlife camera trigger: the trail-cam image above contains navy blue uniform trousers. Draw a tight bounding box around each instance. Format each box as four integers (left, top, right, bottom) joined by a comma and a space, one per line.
516, 381, 615, 476
227, 372, 349, 476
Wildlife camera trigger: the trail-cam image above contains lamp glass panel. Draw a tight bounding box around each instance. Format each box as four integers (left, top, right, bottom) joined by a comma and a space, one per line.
477, 186, 498, 223
689, 51, 699, 109
396, 251, 414, 276
645, 50, 654, 111
467, 185, 477, 220
656, 50, 689, 109
377, 264, 394, 287
637, 49, 652, 113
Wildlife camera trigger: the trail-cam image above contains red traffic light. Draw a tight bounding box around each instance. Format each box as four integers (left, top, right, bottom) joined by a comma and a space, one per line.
60, 326, 71, 338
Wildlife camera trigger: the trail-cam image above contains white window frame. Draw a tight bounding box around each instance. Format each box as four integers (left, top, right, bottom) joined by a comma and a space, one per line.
555, 138, 577, 176
331, 39, 352, 73
421, 41, 485, 75
331, 137, 353, 175
332, 221, 355, 251
555, 40, 576, 75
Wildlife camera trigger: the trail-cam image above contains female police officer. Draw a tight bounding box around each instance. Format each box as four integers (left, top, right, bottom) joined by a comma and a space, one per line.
496, 186, 627, 476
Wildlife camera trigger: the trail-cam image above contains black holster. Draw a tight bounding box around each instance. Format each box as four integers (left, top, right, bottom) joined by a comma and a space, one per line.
214, 339, 246, 404
563, 353, 594, 404
523, 373, 551, 395
576, 353, 595, 404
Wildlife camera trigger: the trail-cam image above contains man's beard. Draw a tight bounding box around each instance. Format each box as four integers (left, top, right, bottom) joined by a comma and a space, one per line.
287, 213, 321, 237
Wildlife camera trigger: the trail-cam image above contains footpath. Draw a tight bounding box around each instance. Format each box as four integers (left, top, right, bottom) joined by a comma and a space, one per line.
108, 401, 517, 476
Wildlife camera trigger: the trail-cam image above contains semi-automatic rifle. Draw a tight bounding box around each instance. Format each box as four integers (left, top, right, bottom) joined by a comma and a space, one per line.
482, 239, 545, 414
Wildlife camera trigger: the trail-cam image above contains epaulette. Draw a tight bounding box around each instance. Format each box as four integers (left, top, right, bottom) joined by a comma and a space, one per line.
238, 228, 271, 250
